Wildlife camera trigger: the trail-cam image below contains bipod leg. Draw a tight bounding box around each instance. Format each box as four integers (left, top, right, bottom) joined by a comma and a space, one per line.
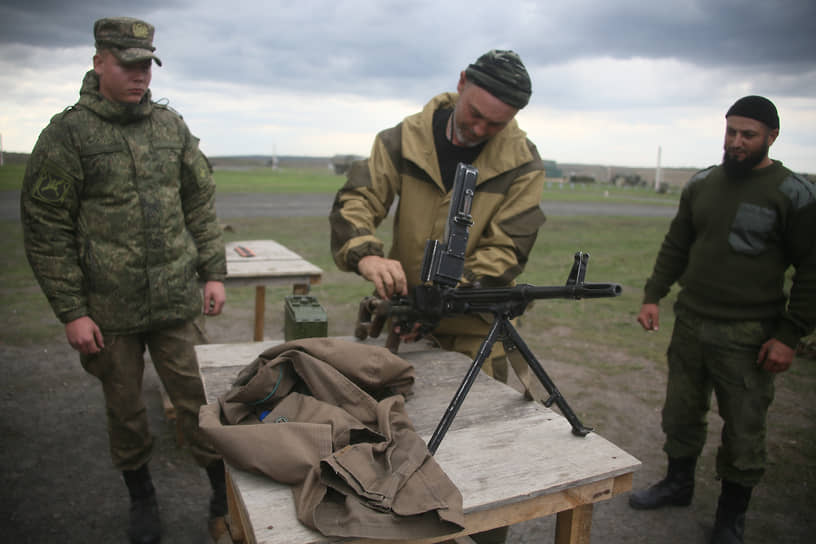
427, 317, 504, 455
503, 323, 592, 437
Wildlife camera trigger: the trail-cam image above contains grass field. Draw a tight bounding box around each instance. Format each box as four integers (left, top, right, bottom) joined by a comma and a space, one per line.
1, 162, 679, 203
1, 162, 678, 367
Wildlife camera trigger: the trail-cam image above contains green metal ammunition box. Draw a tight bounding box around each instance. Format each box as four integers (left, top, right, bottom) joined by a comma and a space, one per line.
284, 295, 328, 340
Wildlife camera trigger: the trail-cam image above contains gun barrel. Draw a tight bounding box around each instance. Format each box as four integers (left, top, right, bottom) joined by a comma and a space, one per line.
446, 282, 621, 304
552, 282, 622, 299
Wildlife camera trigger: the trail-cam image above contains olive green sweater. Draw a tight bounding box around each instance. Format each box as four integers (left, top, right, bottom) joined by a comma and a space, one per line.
644, 161, 816, 348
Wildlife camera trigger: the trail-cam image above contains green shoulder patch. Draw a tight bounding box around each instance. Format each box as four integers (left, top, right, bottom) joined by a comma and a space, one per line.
32, 167, 71, 205
193, 153, 213, 185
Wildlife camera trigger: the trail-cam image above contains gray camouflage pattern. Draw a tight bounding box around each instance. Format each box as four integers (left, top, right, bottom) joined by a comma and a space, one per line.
21, 69, 226, 334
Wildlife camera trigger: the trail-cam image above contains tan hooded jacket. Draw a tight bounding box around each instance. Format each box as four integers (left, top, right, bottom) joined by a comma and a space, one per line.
330, 92, 547, 337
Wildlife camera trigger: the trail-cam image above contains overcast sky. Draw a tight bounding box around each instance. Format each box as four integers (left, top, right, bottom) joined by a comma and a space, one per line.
2, 0, 815, 172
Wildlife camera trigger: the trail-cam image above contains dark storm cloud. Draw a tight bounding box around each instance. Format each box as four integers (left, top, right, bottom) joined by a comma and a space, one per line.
533, 1, 816, 69
2, 0, 814, 102
170, 0, 816, 103
0, 0, 183, 47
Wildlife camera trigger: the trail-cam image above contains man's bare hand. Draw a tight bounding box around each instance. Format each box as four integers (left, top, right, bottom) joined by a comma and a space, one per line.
758, 338, 795, 373
358, 256, 408, 299
637, 303, 660, 331
203, 281, 226, 315
65, 316, 104, 355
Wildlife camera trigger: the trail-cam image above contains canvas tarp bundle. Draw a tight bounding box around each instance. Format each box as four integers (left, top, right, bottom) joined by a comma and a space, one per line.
199, 337, 464, 539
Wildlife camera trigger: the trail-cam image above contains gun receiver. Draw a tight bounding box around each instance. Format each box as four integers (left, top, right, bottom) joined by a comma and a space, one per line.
352, 161, 623, 453
355, 162, 477, 350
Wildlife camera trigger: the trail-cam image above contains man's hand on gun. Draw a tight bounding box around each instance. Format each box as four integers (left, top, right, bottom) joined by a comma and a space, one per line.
357, 255, 408, 299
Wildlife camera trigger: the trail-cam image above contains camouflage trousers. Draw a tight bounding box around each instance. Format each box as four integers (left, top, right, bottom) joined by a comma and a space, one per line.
80, 317, 220, 471
662, 305, 776, 487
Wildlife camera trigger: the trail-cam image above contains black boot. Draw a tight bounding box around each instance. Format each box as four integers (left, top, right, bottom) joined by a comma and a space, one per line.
206, 459, 228, 541
629, 456, 696, 510
710, 480, 752, 544
122, 464, 161, 544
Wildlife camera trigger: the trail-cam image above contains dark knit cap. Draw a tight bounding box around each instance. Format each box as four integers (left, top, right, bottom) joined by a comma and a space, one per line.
725, 95, 779, 129
464, 49, 532, 109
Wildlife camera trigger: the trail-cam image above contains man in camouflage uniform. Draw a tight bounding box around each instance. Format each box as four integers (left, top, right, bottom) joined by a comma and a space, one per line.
21, 17, 228, 544
629, 96, 816, 544
330, 50, 546, 544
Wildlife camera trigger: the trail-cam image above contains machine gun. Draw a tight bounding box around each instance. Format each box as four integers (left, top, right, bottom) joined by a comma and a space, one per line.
354, 162, 622, 453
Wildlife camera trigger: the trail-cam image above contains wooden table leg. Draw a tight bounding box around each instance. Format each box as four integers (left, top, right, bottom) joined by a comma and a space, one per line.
225, 470, 250, 543
253, 286, 265, 341
555, 503, 593, 544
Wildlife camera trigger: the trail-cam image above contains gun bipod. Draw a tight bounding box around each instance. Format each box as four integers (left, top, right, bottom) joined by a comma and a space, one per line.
426, 312, 592, 455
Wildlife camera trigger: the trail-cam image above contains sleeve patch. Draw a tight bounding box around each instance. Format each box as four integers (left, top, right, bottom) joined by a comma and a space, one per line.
31, 167, 71, 205
193, 154, 212, 186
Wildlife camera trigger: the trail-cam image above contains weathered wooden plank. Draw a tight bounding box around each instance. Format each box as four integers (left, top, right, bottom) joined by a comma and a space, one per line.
225, 240, 323, 281
227, 240, 313, 261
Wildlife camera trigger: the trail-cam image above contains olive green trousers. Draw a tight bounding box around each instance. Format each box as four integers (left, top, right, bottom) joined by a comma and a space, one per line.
81, 318, 219, 470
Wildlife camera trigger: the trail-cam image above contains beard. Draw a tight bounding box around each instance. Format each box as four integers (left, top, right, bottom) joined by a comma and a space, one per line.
452, 123, 485, 148
722, 141, 769, 179
450, 110, 487, 148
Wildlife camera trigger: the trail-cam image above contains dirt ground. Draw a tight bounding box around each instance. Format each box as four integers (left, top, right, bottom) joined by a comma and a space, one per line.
2, 294, 814, 544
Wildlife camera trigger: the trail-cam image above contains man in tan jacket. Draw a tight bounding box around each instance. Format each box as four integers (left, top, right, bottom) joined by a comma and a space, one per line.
330, 49, 546, 381
330, 49, 546, 544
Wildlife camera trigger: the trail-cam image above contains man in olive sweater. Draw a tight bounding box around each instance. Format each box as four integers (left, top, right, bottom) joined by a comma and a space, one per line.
628, 96, 816, 544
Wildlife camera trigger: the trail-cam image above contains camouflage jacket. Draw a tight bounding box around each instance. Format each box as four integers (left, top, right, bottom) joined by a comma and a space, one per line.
21, 70, 226, 335
329, 92, 547, 338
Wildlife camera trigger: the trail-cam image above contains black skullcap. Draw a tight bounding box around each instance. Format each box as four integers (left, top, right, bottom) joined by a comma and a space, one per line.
725, 95, 779, 130
464, 49, 532, 109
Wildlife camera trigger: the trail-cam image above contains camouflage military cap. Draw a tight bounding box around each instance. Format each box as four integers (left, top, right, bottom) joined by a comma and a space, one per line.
465, 49, 531, 109
94, 17, 162, 66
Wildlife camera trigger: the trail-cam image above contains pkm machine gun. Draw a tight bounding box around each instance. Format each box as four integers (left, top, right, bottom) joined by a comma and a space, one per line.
355, 162, 623, 453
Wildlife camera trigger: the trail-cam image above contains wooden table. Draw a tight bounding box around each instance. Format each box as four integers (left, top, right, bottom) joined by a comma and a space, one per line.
225, 240, 323, 340
196, 339, 640, 544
